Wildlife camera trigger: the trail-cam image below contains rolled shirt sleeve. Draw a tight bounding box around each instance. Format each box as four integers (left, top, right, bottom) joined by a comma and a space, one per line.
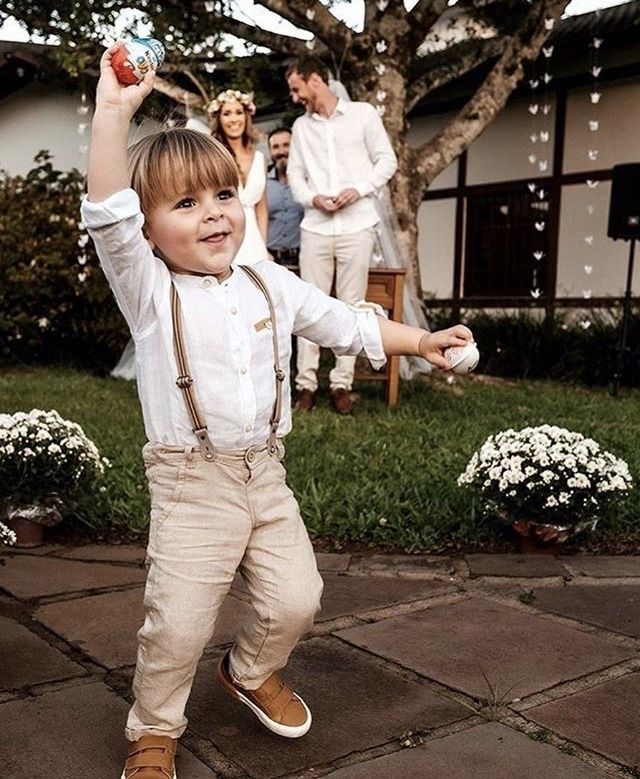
354, 104, 398, 198
81, 188, 165, 338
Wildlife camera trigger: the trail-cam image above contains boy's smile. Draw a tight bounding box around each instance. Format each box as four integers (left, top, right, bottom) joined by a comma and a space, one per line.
145, 186, 245, 277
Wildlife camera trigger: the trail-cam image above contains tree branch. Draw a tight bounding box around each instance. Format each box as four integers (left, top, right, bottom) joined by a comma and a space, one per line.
153, 75, 204, 109
408, 0, 449, 48
256, 0, 352, 49
202, 13, 311, 55
406, 37, 504, 112
415, 0, 570, 183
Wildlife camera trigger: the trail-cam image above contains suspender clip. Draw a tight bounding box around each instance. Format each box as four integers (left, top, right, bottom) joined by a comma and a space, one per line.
176, 374, 193, 389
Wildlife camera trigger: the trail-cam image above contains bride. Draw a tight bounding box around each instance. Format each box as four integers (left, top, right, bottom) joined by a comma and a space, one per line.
210, 88, 268, 266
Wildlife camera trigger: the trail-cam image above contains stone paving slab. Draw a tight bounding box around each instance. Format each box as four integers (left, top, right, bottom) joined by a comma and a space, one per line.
0, 615, 86, 691
466, 554, 565, 578
35, 589, 253, 668
315, 552, 351, 573
2, 544, 67, 556
186, 637, 468, 778
0, 682, 216, 778
0, 555, 147, 599
323, 722, 610, 779
336, 598, 634, 700
57, 544, 147, 564
359, 554, 454, 576
568, 556, 640, 578
532, 583, 640, 637
529, 672, 640, 768
318, 574, 455, 621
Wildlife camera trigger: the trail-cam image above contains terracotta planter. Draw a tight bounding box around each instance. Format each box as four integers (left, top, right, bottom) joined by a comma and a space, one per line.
6, 515, 45, 548
511, 518, 598, 555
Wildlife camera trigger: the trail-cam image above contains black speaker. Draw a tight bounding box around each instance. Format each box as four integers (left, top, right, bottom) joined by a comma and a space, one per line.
608, 163, 640, 240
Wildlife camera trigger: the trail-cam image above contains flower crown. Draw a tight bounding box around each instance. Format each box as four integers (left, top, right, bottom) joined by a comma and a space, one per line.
208, 89, 256, 116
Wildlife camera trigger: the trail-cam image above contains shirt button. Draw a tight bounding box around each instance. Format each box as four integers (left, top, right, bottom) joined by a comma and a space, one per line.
230, 306, 238, 315
203, 278, 213, 288
245, 423, 253, 432
241, 367, 247, 375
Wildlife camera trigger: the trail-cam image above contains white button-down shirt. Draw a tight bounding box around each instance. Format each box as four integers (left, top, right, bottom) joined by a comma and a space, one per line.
81, 189, 386, 449
287, 99, 397, 236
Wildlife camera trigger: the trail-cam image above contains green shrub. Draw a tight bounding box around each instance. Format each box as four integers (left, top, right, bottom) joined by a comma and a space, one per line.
428, 308, 640, 387
0, 152, 128, 372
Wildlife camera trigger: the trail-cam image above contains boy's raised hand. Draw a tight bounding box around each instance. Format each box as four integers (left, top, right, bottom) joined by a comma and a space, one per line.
419, 325, 473, 370
96, 42, 155, 117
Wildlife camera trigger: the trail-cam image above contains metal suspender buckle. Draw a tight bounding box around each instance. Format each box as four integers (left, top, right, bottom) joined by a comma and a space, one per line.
194, 427, 215, 461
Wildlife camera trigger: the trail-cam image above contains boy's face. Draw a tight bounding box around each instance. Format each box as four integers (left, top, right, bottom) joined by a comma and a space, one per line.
144, 186, 245, 276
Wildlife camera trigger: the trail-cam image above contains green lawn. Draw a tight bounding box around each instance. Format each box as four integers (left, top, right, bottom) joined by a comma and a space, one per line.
1, 366, 638, 552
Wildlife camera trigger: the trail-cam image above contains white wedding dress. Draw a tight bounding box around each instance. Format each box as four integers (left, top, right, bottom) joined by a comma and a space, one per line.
233, 150, 268, 266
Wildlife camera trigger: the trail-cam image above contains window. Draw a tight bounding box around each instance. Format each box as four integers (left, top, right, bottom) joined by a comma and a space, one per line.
464, 188, 551, 298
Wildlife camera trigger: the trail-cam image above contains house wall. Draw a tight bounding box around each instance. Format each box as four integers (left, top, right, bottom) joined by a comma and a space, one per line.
0, 83, 89, 175
417, 75, 640, 299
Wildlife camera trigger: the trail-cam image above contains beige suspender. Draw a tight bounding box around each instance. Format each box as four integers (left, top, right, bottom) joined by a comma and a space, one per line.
170, 265, 285, 460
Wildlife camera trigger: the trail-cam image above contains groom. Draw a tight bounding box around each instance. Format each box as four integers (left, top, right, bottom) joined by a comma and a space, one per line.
286, 55, 397, 415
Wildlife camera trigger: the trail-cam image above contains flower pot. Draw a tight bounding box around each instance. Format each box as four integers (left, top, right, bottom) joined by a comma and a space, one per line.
511, 518, 598, 555
6, 515, 45, 548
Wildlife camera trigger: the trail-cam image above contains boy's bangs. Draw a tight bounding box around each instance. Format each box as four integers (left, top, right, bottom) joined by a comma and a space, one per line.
131, 129, 239, 211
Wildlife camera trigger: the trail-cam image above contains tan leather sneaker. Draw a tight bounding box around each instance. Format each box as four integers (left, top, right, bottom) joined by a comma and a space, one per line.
330, 388, 354, 415
121, 735, 177, 778
216, 652, 312, 738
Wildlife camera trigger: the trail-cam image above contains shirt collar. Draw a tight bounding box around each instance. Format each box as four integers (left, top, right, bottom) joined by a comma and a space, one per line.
311, 97, 347, 121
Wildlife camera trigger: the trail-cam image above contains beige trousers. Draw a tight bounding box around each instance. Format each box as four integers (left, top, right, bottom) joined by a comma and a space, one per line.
296, 227, 376, 392
125, 442, 324, 741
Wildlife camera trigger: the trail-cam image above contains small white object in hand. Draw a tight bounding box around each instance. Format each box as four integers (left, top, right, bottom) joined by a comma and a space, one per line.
445, 342, 480, 374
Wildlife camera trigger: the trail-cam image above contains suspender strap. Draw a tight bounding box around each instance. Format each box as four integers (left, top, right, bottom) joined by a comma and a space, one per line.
239, 265, 286, 455
170, 266, 284, 459
170, 283, 216, 461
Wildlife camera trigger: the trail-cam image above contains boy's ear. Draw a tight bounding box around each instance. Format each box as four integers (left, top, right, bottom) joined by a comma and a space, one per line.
142, 224, 155, 250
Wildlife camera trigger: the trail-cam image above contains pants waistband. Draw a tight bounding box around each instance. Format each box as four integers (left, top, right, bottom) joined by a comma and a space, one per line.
143, 440, 285, 469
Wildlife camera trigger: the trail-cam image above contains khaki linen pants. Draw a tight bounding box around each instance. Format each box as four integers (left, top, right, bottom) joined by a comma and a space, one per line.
125, 442, 324, 741
296, 227, 376, 393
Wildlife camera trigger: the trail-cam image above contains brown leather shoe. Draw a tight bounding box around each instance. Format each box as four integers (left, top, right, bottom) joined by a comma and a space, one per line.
121, 735, 177, 778
330, 388, 354, 415
294, 388, 316, 412
216, 652, 311, 738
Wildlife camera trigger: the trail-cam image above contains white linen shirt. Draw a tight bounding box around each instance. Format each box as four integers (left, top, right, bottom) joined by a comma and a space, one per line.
81, 188, 387, 449
287, 99, 397, 236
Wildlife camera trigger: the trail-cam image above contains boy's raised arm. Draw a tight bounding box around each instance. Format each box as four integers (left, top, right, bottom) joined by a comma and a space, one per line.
87, 42, 155, 203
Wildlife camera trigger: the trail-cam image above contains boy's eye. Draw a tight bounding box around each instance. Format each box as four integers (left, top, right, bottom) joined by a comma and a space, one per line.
175, 198, 196, 209
217, 189, 234, 201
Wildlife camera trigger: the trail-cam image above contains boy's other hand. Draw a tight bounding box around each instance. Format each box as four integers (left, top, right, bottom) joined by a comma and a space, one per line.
419, 325, 473, 370
96, 42, 155, 118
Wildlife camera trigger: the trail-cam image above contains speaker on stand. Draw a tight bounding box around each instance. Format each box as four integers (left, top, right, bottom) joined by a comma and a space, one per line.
607, 163, 640, 397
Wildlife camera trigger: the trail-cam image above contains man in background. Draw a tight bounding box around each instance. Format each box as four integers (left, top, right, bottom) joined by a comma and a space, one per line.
266, 127, 303, 267
286, 56, 397, 415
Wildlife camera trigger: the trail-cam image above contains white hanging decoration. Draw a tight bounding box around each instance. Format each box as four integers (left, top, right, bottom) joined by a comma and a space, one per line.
542, 46, 554, 58
589, 120, 599, 132
535, 221, 545, 232
77, 92, 89, 116
593, 37, 603, 49
204, 62, 216, 74
306, 8, 315, 19
582, 290, 592, 299
584, 265, 593, 274
375, 63, 386, 75
591, 65, 602, 78
529, 133, 539, 143
305, 38, 316, 50
376, 105, 386, 116
544, 17, 554, 30
584, 235, 594, 245
528, 103, 539, 115
541, 103, 551, 115
540, 130, 550, 143
590, 91, 601, 104
587, 179, 599, 188
377, 0, 389, 10
588, 149, 599, 161
530, 288, 542, 299
533, 251, 545, 261
527, 182, 537, 193
77, 123, 87, 135
538, 189, 546, 200
529, 79, 539, 89
586, 204, 595, 215
376, 90, 387, 103
528, 154, 537, 164
543, 73, 552, 84
204, 1, 214, 11
376, 40, 387, 53
538, 160, 548, 172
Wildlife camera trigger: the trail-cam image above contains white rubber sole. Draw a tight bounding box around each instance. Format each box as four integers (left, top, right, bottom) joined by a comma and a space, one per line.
234, 687, 312, 739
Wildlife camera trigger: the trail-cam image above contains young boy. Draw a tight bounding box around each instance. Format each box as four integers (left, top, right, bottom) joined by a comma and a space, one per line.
82, 43, 474, 779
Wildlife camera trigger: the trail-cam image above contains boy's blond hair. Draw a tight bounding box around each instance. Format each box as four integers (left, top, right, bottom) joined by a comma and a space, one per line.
127, 128, 239, 215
